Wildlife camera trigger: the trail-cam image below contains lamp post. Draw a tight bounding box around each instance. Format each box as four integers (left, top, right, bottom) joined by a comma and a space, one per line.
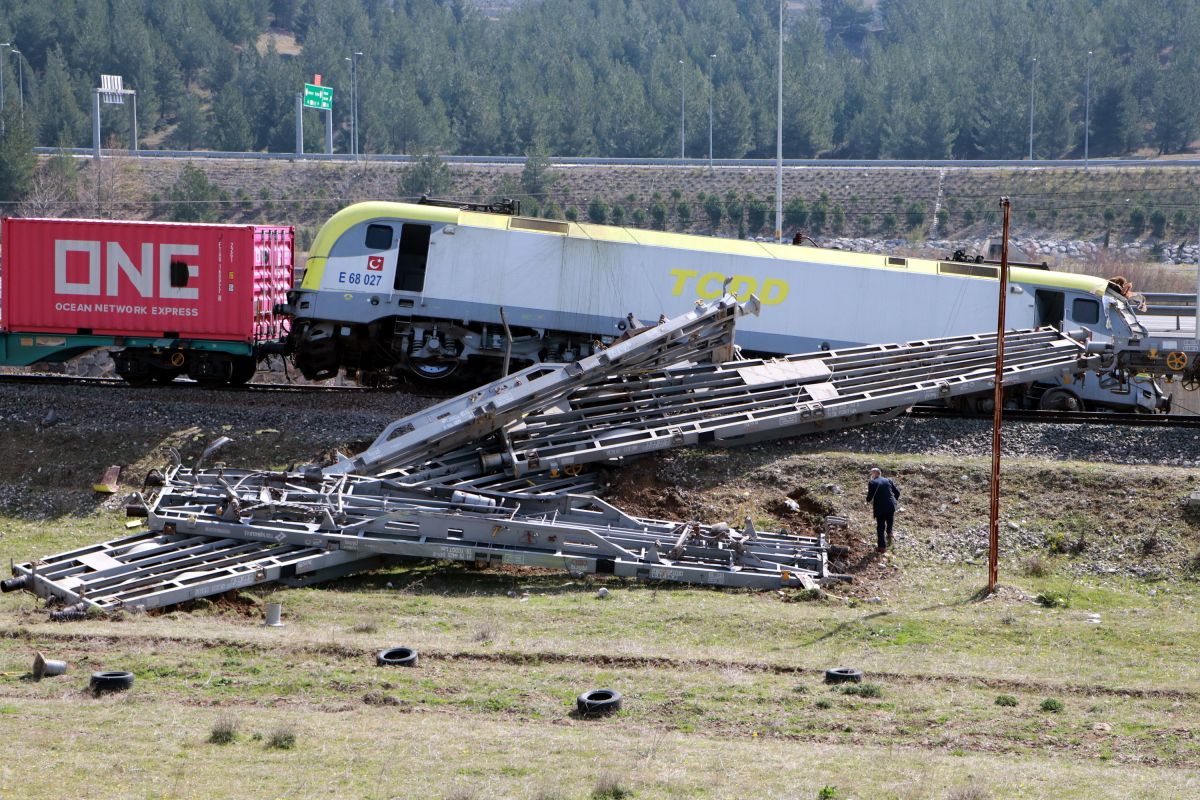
678, 58, 685, 160
345, 51, 362, 160
1027, 56, 1037, 161
708, 52, 717, 168
0, 43, 9, 119
775, 0, 783, 243
1084, 50, 1092, 173
10, 48, 24, 122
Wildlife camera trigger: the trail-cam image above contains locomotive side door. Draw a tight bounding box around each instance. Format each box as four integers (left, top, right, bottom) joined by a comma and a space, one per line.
1034, 289, 1064, 329
393, 223, 432, 293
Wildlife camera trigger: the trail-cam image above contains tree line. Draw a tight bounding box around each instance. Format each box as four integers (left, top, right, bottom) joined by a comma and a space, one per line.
0, 0, 1197, 171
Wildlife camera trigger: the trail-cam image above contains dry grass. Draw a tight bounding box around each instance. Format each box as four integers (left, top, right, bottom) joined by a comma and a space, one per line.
2, 427, 1199, 798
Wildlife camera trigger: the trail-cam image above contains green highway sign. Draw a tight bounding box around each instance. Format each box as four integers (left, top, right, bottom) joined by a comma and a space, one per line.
303, 83, 334, 110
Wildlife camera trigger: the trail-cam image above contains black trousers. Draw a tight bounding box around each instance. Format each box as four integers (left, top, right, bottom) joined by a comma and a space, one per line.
874, 511, 894, 549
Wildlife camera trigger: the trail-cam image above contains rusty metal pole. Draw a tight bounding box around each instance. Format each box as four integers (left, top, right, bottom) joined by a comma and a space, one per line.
988, 198, 1012, 593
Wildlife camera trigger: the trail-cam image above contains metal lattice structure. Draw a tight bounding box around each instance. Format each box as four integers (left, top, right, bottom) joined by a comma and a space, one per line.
7, 297, 1099, 611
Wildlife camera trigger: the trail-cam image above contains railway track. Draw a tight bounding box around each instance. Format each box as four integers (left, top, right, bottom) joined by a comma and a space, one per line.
909, 405, 1200, 428
5, 374, 1198, 426
0, 372, 381, 393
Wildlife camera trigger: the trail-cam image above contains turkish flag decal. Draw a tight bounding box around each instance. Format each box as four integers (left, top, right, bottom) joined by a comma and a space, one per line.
367, 256, 384, 271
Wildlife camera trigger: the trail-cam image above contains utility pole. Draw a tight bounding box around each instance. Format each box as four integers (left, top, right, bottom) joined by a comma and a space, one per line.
988, 197, 1012, 594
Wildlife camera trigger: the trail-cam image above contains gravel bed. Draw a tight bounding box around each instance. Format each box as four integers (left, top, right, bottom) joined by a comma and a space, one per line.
3, 381, 1199, 468
789, 414, 1200, 467
0, 381, 436, 452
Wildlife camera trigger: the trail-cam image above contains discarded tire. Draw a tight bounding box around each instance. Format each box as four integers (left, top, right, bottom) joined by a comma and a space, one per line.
90, 671, 135, 694
376, 647, 419, 667
824, 667, 863, 685
577, 688, 622, 715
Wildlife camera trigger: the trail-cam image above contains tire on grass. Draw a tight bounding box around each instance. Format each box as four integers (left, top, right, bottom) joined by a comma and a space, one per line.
577, 688, 622, 716
90, 670, 134, 694
376, 647, 419, 667
824, 667, 863, 685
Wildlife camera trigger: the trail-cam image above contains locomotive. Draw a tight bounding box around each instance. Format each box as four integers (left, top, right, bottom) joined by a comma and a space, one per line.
281, 199, 1165, 412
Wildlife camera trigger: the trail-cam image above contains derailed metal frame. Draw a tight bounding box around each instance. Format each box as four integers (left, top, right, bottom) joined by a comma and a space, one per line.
8, 296, 1101, 612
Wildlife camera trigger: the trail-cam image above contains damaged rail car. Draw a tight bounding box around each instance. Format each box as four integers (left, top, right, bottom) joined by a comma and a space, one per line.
4, 296, 1103, 612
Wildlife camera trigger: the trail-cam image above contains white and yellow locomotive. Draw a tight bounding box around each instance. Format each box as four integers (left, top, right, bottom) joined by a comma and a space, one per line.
282, 199, 1163, 411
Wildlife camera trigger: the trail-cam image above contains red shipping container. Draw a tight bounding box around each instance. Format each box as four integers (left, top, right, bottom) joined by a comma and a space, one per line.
0, 217, 294, 343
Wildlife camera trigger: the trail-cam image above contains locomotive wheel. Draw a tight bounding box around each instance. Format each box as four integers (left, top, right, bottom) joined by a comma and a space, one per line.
409, 358, 460, 380
1039, 388, 1082, 412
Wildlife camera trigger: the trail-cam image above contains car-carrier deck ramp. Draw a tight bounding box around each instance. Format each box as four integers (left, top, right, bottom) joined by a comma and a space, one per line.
6, 295, 1101, 611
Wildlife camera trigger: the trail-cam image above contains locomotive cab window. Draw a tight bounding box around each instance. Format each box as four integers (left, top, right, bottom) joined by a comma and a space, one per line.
365, 224, 394, 250
394, 223, 432, 292
1071, 298, 1100, 325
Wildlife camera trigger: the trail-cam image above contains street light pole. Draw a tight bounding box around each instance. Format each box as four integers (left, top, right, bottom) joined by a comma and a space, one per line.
1027, 56, 1037, 161
0, 43, 9, 119
678, 59, 685, 160
708, 52, 716, 169
345, 51, 362, 160
775, 0, 783, 243
10, 48, 24, 123
1084, 50, 1092, 173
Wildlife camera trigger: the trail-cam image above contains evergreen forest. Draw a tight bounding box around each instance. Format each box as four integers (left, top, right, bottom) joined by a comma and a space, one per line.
0, 0, 1197, 160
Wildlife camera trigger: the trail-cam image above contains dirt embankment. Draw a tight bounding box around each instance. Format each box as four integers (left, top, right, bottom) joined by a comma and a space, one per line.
39, 156, 1200, 249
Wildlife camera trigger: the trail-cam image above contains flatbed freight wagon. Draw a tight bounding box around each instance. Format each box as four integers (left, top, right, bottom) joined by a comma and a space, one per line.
0, 217, 294, 386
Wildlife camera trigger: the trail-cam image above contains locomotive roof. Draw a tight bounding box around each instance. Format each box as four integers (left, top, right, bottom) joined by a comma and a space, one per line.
308, 201, 1110, 296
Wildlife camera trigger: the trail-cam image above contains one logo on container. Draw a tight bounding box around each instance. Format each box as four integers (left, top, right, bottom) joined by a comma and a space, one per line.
54, 240, 200, 300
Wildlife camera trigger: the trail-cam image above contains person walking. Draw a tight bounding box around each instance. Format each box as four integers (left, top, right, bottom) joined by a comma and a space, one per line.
866, 467, 901, 553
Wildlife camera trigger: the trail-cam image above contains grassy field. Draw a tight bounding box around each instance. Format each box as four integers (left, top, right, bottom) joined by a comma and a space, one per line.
2, 433, 1200, 799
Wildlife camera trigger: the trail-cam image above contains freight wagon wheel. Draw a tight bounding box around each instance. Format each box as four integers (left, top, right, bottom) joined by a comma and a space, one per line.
151, 369, 182, 385
228, 359, 257, 387
1039, 388, 1081, 412
409, 359, 460, 380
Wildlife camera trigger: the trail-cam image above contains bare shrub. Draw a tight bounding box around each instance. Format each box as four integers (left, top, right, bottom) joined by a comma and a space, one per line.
267, 725, 297, 749
208, 715, 238, 745
1022, 554, 1049, 577
592, 771, 635, 799
946, 783, 992, 800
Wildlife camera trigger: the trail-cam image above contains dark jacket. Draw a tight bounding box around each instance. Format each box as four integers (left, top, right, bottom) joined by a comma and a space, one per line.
866, 476, 901, 515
